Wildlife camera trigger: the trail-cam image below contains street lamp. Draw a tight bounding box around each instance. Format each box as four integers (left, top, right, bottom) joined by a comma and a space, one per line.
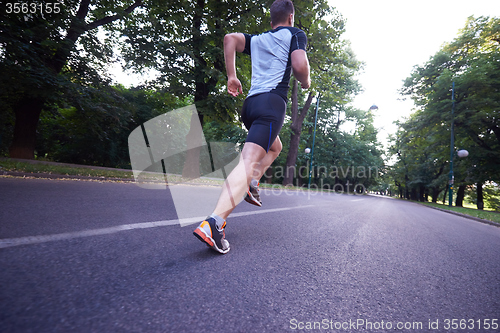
308, 94, 320, 189
447, 84, 469, 206
457, 149, 469, 158
448, 82, 456, 207
304, 148, 311, 187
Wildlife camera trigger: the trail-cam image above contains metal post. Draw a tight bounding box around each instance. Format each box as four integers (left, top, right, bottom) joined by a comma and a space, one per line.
448, 82, 455, 206
308, 93, 320, 189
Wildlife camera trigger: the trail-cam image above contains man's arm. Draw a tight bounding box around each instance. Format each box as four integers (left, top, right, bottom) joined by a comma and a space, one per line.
291, 49, 311, 89
224, 33, 246, 97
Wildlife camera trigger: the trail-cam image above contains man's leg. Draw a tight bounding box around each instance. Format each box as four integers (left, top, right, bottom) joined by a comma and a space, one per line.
193, 142, 266, 254
250, 136, 282, 182
242, 136, 282, 207
213, 142, 267, 220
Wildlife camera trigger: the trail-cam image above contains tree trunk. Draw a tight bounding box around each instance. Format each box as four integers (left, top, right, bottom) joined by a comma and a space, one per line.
411, 188, 417, 201
263, 166, 273, 184
455, 185, 466, 207
182, 111, 204, 179
9, 98, 46, 159
431, 187, 439, 203
283, 128, 300, 186
282, 80, 314, 186
182, 0, 211, 178
419, 185, 425, 202
477, 182, 484, 210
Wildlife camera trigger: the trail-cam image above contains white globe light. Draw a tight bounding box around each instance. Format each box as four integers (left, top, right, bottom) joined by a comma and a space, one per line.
305, 148, 311, 154
457, 149, 469, 158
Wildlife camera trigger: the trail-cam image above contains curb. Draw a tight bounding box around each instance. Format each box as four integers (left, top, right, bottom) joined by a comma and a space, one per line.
1, 171, 135, 182
0, 171, 224, 188
0, 158, 224, 187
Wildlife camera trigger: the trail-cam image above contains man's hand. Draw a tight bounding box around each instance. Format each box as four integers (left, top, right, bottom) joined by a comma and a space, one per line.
227, 76, 243, 97
300, 78, 311, 89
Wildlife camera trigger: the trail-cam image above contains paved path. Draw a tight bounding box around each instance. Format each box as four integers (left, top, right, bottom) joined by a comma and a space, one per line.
1, 177, 499, 332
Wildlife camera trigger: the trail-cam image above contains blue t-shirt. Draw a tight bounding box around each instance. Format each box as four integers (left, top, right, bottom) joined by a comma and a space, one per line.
243, 26, 307, 101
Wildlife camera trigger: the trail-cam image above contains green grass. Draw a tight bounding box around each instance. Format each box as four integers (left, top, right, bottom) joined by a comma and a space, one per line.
0, 159, 224, 186
421, 202, 500, 224
0, 159, 135, 179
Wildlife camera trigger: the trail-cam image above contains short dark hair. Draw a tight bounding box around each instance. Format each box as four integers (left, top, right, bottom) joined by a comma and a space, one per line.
270, 0, 295, 26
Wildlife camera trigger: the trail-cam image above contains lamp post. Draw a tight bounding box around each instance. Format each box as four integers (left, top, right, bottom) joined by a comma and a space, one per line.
304, 147, 311, 187
448, 82, 456, 207
308, 94, 320, 189
447, 83, 470, 206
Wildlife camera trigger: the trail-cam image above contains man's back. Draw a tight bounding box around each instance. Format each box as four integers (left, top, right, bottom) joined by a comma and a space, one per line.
243, 26, 307, 101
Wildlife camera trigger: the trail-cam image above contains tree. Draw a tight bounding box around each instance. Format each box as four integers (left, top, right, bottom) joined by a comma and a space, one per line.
398, 16, 500, 207
388, 115, 451, 202
0, 0, 144, 159
282, 79, 314, 185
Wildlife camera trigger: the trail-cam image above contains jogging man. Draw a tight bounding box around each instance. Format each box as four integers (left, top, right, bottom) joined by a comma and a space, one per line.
193, 0, 311, 254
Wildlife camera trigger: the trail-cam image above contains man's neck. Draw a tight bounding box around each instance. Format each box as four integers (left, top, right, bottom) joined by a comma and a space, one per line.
272, 24, 292, 29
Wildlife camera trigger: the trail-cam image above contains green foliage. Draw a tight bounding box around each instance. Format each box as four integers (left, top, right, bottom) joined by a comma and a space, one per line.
202, 121, 246, 147
466, 184, 500, 212
274, 102, 384, 189
36, 84, 190, 168
0, 159, 135, 179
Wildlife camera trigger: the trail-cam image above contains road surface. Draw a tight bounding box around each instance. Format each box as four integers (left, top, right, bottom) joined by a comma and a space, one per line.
1, 177, 499, 332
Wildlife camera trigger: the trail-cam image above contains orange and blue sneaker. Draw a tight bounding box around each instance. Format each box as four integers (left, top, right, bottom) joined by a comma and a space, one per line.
244, 182, 262, 207
193, 217, 230, 254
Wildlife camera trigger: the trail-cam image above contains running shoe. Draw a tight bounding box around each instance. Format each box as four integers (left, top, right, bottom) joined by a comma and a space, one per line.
193, 217, 230, 254
244, 182, 262, 207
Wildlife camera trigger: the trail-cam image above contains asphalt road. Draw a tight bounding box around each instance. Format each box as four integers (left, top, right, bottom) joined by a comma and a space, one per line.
1, 177, 499, 332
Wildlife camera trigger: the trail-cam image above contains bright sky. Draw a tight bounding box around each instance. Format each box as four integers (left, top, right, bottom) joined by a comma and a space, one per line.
330, 0, 500, 146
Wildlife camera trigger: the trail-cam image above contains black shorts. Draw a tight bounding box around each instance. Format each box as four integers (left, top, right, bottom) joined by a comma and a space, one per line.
241, 92, 286, 152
